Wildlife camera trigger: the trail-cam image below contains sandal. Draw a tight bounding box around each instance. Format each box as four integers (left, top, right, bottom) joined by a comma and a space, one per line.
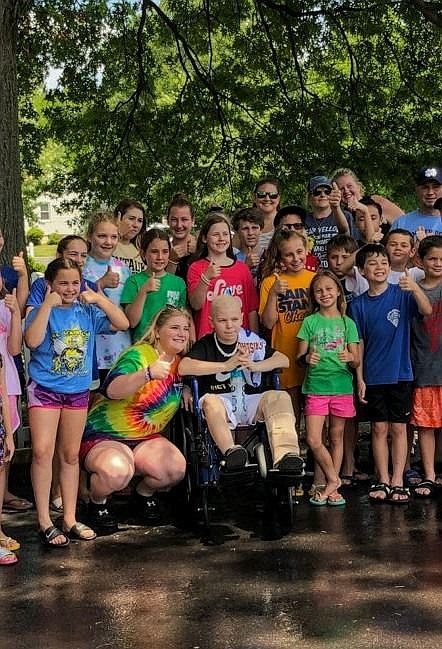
63, 522, 96, 541
389, 485, 410, 505
0, 535, 20, 551
309, 490, 327, 506
327, 492, 346, 506
3, 496, 33, 513
0, 547, 18, 565
404, 468, 422, 487
368, 482, 391, 503
414, 480, 436, 499
38, 525, 70, 548
339, 475, 355, 487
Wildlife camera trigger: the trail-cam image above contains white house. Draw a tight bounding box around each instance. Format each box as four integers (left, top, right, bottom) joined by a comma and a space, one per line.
28, 193, 81, 237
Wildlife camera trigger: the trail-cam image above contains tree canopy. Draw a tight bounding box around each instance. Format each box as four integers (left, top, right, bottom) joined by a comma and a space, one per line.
2, 0, 441, 248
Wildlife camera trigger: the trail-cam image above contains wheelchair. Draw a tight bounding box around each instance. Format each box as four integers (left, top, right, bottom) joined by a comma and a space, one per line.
169, 371, 304, 536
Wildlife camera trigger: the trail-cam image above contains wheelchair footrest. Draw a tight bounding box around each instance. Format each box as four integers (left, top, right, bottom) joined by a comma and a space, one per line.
266, 468, 304, 486
219, 463, 258, 486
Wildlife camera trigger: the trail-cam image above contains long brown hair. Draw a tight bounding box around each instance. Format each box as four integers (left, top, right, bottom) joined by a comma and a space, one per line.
308, 270, 347, 316
262, 229, 307, 278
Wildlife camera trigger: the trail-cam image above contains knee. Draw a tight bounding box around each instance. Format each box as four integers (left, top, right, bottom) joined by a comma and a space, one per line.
32, 446, 53, 465
202, 394, 224, 417
98, 456, 134, 491
306, 434, 321, 451
59, 450, 80, 467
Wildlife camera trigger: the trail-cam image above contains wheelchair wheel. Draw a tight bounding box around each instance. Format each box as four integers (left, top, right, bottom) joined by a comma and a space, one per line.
254, 442, 267, 479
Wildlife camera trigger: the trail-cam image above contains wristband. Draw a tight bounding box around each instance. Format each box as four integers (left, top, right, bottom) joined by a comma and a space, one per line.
201, 273, 210, 286
144, 366, 152, 382
297, 353, 308, 368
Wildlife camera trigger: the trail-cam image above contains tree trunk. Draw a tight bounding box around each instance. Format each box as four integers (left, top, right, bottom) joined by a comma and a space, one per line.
0, 0, 26, 262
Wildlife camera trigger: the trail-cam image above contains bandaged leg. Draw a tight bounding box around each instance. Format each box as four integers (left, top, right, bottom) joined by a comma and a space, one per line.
255, 390, 300, 466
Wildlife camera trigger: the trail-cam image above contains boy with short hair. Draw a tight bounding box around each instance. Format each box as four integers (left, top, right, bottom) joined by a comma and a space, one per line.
349, 244, 432, 504
384, 229, 424, 284
326, 235, 368, 304
349, 197, 385, 246
410, 235, 442, 497
178, 295, 303, 474
231, 207, 265, 281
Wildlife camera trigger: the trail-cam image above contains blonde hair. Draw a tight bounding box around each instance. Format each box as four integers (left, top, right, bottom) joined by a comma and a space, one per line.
140, 306, 193, 353
86, 210, 119, 239
331, 168, 365, 196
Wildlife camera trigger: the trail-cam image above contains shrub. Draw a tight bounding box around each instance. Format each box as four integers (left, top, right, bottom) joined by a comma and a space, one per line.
47, 231, 63, 245
26, 226, 44, 245
27, 256, 45, 274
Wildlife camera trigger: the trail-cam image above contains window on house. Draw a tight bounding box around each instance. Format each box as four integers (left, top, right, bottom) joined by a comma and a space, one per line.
40, 203, 50, 221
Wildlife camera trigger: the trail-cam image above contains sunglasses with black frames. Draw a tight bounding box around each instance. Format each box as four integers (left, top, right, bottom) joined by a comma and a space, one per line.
256, 190, 279, 199
311, 187, 332, 197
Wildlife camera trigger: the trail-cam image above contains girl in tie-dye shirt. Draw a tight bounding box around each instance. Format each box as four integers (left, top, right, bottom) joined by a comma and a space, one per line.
81, 307, 192, 532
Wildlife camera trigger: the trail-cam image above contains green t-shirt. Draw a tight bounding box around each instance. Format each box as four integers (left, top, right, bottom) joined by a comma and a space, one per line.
121, 271, 187, 341
297, 313, 359, 395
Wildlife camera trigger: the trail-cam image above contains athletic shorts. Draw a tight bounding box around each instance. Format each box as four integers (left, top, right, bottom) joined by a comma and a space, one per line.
411, 386, 442, 428
304, 394, 355, 418
27, 380, 89, 410
199, 393, 263, 429
365, 381, 412, 423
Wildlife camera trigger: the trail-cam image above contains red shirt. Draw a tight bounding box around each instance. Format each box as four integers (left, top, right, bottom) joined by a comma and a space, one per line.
187, 259, 259, 337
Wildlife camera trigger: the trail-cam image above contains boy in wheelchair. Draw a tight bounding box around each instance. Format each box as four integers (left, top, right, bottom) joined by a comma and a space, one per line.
178, 295, 304, 475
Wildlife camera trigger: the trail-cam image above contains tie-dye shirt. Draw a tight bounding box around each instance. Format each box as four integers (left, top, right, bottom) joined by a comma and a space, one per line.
83, 344, 183, 443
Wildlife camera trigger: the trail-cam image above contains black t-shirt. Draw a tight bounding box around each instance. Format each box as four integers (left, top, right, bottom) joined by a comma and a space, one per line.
185, 332, 274, 397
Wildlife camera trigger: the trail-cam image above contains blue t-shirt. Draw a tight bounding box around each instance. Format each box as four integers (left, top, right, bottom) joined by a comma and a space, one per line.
390, 210, 442, 237
27, 277, 97, 308
348, 284, 419, 385
26, 302, 112, 393
1, 265, 18, 293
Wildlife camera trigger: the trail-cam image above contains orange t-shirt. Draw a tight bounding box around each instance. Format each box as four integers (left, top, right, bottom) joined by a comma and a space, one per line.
259, 270, 315, 388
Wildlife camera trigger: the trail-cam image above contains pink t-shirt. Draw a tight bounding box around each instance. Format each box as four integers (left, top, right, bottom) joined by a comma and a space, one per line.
187, 259, 259, 337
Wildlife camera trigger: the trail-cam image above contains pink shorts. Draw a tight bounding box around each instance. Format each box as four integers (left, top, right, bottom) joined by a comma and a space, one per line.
304, 394, 355, 418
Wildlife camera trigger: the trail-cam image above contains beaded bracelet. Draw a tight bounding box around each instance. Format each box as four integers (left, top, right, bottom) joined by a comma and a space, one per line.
144, 366, 152, 382
201, 273, 210, 285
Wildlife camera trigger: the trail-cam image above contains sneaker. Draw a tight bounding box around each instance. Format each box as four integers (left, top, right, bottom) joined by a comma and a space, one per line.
274, 453, 304, 476
222, 445, 248, 470
134, 493, 161, 526
87, 501, 118, 534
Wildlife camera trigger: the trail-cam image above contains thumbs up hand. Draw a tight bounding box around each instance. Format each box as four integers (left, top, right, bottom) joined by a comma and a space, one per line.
44, 284, 62, 307
12, 251, 26, 276
245, 246, 260, 270
148, 351, 172, 380
144, 271, 161, 293
4, 288, 19, 314
307, 343, 321, 366
99, 265, 120, 289
398, 268, 416, 292
329, 182, 342, 208
338, 344, 354, 364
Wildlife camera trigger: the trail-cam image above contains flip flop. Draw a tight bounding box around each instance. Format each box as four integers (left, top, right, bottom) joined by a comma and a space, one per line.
0, 547, 18, 565
327, 494, 346, 507
3, 497, 33, 513
63, 522, 97, 541
38, 525, 70, 548
0, 536, 20, 551
309, 491, 327, 506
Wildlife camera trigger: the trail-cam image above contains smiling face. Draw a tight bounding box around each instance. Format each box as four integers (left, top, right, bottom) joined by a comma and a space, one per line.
385, 233, 414, 269
278, 237, 307, 274
254, 182, 280, 216
421, 246, 442, 281
118, 207, 144, 243
49, 268, 82, 304
143, 237, 170, 274
168, 206, 193, 241
312, 275, 340, 311
361, 252, 390, 283
156, 314, 190, 355
61, 238, 89, 269
335, 174, 362, 205
210, 298, 242, 344
203, 221, 231, 256
417, 181, 442, 211
88, 221, 119, 260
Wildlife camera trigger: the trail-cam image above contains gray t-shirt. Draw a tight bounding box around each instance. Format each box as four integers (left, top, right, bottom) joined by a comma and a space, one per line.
411, 283, 442, 387
304, 211, 353, 268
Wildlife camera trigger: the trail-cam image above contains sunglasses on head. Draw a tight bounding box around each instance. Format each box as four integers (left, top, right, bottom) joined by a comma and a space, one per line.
312, 187, 332, 197
283, 222, 304, 230
256, 190, 279, 199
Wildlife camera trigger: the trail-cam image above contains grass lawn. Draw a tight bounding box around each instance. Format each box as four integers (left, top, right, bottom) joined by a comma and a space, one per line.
33, 244, 57, 258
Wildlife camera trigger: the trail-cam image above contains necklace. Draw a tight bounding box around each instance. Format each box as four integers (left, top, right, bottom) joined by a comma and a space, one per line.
214, 333, 238, 358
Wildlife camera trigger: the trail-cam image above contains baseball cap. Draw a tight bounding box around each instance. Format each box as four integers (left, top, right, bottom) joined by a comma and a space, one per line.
416, 167, 442, 186
308, 175, 333, 193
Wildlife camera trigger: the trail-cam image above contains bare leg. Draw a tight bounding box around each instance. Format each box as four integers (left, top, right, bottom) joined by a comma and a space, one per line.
390, 422, 408, 487
341, 418, 357, 481
29, 408, 67, 544
133, 437, 186, 495
202, 395, 234, 454
306, 415, 340, 500
85, 441, 135, 501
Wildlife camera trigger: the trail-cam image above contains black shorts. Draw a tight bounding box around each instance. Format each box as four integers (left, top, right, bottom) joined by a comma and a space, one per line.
365, 382, 413, 423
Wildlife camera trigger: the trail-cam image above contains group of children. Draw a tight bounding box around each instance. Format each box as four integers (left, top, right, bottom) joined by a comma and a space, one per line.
0, 173, 441, 562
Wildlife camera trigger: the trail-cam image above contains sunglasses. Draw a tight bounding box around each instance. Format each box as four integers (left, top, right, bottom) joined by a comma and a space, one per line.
256, 190, 279, 199
312, 187, 332, 197
283, 223, 304, 230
